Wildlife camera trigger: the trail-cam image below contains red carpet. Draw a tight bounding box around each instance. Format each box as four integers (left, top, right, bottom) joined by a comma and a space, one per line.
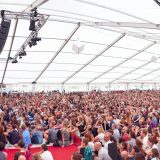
4, 145, 78, 160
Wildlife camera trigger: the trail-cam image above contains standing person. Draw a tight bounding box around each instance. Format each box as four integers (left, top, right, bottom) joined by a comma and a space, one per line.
70, 121, 81, 146
21, 125, 31, 149
18, 141, 30, 160
140, 129, 148, 150
94, 142, 112, 160
40, 144, 54, 160
94, 127, 105, 146
82, 138, 93, 160
0, 142, 7, 160
104, 132, 112, 150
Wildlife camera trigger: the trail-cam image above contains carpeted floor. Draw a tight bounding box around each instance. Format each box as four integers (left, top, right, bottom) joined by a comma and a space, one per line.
4, 145, 78, 160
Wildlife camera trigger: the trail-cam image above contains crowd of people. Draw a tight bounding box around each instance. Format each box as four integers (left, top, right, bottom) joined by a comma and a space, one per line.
0, 90, 159, 160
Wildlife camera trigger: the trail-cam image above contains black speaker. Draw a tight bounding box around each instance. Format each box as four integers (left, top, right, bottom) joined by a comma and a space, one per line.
0, 19, 11, 54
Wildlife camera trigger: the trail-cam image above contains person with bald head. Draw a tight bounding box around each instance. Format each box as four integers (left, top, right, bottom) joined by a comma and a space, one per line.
104, 132, 112, 150
18, 155, 26, 160
94, 142, 112, 160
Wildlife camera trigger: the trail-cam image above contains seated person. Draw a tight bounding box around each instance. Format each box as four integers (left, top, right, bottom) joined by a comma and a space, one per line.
7, 124, 20, 145
44, 122, 57, 144
31, 125, 43, 144
57, 120, 70, 147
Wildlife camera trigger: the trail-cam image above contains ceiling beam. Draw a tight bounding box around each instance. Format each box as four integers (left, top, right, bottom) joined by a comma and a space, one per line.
109, 54, 160, 84
74, 0, 154, 24
88, 42, 155, 84
81, 22, 160, 30
32, 23, 80, 83
24, 0, 49, 12
135, 66, 160, 80
62, 33, 125, 84
48, 18, 160, 43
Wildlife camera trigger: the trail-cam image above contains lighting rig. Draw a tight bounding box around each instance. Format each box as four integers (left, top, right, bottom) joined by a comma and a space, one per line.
0, 9, 49, 63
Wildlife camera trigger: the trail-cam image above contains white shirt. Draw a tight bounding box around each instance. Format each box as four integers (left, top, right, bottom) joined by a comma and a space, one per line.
104, 140, 112, 150
151, 144, 158, 150
40, 151, 54, 160
97, 133, 105, 145
113, 129, 121, 140
88, 141, 95, 152
142, 135, 148, 150
98, 147, 112, 160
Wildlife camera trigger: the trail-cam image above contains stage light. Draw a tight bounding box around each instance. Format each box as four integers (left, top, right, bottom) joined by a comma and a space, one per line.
29, 41, 33, 48
32, 81, 36, 84
19, 50, 26, 57
29, 8, 39, 31
12, 59, 18, 63
31, 37, 41, 42
29, 34, 41, 47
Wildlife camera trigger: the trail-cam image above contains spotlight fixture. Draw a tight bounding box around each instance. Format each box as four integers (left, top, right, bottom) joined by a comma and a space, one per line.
29, 33, 41, 47
19, 50, 26, 57
29, 41, 33, 48
31, 37, 41, 42
18, 47, 26, 57
12, 58, 18, 63
32, 81, 36, 84
31, 7, 38, 17
29, 8, 39, 31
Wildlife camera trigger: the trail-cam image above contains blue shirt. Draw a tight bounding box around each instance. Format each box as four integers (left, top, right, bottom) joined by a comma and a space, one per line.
22, 129, 31, 148
32, 130, 43, 144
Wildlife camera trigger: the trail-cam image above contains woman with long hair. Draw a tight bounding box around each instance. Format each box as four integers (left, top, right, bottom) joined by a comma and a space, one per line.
70, 121, 81, 146
58, 120, 70, 147
94, 126, 105, 146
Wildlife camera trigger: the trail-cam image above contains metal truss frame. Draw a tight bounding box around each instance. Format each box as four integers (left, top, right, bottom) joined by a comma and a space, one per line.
0, 0, 49, 86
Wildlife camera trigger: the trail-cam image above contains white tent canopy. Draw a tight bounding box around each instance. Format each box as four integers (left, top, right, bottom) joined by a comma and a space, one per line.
1, 0, 160, 91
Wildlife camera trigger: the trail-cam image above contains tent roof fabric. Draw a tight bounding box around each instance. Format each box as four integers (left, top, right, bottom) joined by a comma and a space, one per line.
1, 0, 160, 85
